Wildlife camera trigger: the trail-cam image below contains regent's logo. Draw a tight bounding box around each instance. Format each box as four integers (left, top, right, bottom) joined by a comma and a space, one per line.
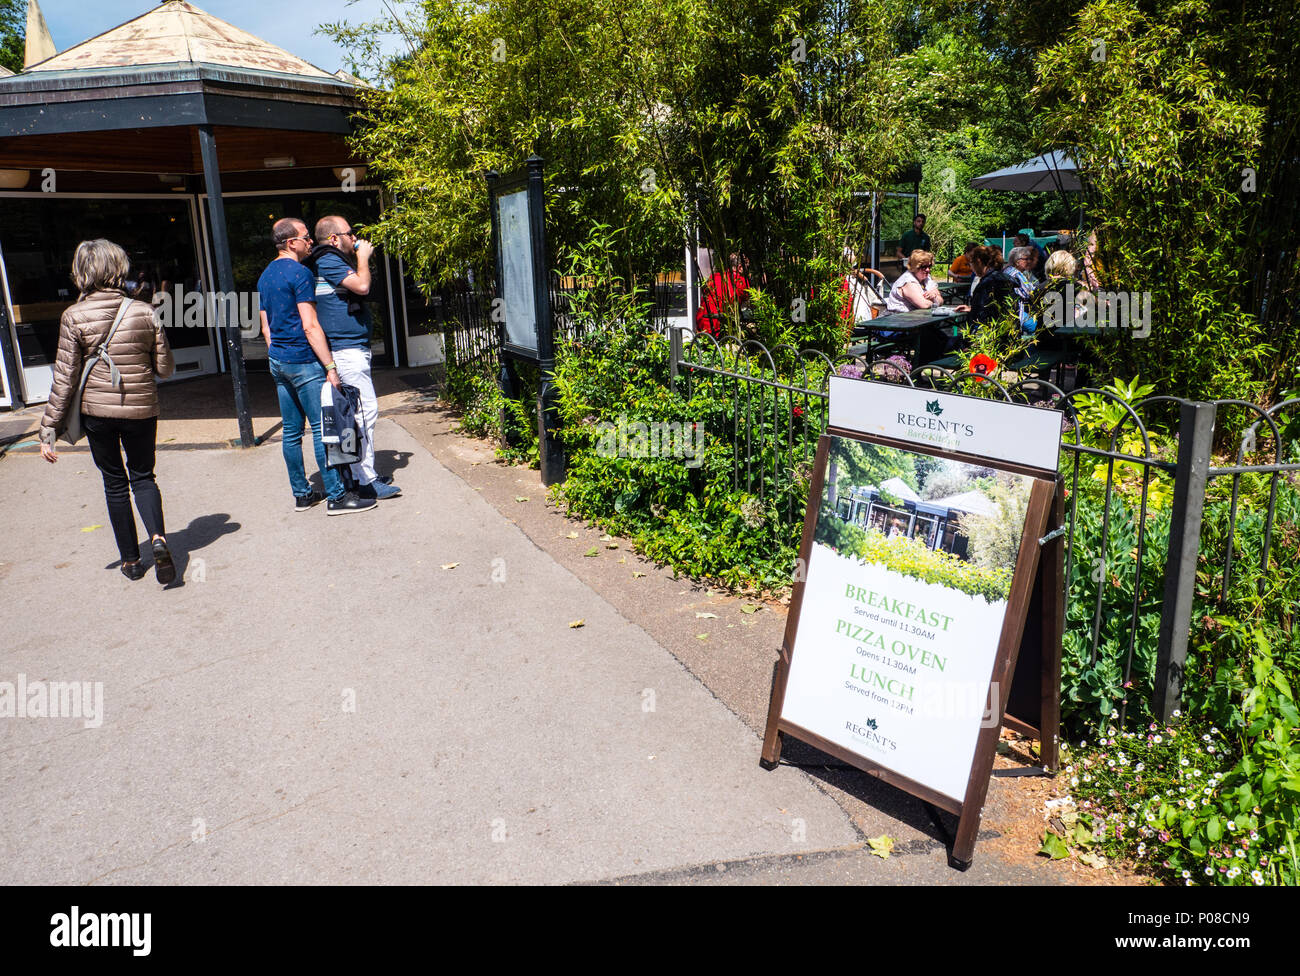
895, 405, 975, 439
845, 717, 897, 751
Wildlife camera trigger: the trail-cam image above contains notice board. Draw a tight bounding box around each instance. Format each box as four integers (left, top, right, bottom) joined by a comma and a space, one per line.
761, 377, 1064, 868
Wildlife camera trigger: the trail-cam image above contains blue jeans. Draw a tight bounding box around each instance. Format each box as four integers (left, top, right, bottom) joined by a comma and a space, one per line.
268, 357, 345, 501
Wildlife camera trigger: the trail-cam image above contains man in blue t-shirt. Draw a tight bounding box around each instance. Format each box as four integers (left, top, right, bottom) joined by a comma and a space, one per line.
305, 215, 400, 501
258, 216, 374, 515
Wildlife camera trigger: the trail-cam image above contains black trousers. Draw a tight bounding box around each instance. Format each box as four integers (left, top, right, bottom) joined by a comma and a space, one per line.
83, 415, 165, 563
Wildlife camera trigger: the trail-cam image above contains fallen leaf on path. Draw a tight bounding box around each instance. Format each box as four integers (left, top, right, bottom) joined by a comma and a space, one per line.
867, 834, 895, 859
441, 562, 459, 570
515, 496, 529, 503
740, 604, 761, 614
599, 534, 613, 541
80, 525, 102, 533
566, 531, 579, 539
606, 543, 619, 549
568, 619, 585, 629
583, 547, 599, 557
632, 571, 647, 578
1037, 831, 1070, 860
695, 612, 717, 619
695, 634, 708, 640
1079, 851, 1107, 869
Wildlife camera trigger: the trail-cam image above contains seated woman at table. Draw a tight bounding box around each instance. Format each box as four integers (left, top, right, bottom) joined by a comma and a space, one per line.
1005, 246, 1043, 331
884, 250, 943, 313
1040, 250, 1089, 329
954, 246, 1012, 324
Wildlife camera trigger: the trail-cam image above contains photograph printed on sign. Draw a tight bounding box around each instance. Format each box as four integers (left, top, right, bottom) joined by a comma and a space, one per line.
780, 435, 1034, 802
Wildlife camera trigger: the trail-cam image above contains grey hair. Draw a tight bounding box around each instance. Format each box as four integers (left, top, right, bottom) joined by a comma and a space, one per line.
1008, 246, 1036, 266
1044, 250, 1077, 278
71, 239, 130, 294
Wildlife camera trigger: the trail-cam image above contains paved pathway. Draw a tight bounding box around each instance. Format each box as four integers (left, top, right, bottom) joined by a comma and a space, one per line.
1, 420, 861, 884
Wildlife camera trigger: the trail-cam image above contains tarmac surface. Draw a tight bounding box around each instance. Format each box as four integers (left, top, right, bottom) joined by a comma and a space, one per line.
0, 370, 1086, 885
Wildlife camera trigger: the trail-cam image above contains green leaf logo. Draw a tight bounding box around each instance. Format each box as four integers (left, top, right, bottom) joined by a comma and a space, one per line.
925, 399, 943, 416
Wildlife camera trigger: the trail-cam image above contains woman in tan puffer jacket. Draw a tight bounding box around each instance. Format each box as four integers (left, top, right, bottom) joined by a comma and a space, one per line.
39, 239, 178, 584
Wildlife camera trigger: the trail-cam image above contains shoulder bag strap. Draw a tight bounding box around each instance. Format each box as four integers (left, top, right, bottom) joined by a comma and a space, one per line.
94, 297, 133, 390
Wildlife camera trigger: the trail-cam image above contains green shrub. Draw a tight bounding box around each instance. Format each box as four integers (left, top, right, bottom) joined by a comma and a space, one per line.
827, 517, 1012, 604
1062, 641, 1300, 886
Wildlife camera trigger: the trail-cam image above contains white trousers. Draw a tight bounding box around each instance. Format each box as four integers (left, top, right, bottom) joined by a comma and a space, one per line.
331, 347, 378, 485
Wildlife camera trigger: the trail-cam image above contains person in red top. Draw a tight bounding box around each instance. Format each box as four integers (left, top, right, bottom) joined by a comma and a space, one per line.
695, 252, 749, 335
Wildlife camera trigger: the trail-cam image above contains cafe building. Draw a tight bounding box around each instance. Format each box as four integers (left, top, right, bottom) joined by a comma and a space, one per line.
0, 1, 440, 427
836, 480, 997, 561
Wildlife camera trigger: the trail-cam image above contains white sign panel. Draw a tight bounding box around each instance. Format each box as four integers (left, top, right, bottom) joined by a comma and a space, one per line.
829, 376, 1061, 471
780, 433, 1036, 803
497, 189, 537, 353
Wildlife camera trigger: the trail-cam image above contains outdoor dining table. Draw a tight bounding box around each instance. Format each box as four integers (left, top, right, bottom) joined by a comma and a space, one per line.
937, 280, 972, 302
847, 306, 969, 366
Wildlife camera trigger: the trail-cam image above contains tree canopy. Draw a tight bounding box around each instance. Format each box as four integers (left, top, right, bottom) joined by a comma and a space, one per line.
324, 0, 1299, 400
1, 0, 24, 74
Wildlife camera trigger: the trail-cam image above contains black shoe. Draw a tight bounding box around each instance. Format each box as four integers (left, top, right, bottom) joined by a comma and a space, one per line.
120, 560, 147, 581
152, 537, 176, 585
295, 490, 325, 512
326, 492, 378, 516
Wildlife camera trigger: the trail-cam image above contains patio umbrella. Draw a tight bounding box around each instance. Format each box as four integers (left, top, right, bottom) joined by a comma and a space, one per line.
970, 151, 1080, 192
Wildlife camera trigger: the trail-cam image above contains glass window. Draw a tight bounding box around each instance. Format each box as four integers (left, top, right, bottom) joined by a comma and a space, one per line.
878, 191, 919, 281
209, 190, 392, 364
0, 196, 206, 366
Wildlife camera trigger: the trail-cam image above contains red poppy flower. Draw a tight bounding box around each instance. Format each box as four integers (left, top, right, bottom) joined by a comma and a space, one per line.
969, 354, 998, 381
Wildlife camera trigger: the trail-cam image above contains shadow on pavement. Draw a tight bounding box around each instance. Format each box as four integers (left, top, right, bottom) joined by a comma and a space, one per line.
103, 513, 241, 588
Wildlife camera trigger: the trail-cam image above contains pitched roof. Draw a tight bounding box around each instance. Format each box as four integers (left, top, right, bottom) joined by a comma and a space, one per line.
879, 477, 920, 503
23, 0, 336, 79
928, 490, 998, 518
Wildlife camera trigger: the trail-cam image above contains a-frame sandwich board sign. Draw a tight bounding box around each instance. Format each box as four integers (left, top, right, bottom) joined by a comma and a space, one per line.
760, 376, 1064, 869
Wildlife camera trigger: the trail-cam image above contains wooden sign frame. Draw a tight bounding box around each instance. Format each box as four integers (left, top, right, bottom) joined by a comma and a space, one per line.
760, 426, 1064, 870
